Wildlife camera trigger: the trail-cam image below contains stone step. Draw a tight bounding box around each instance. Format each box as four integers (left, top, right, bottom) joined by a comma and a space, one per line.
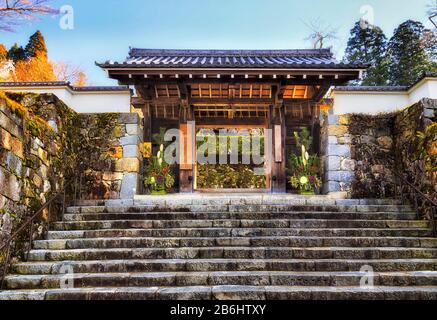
26, 247, 437, 262
75, 198, 405, 207
62, 212, 418, 222
33, 236, 437, 250
11, 259, 437, 275
5, 271, 437, 290
51, 219, 431, 231
1, 285, 437, 300
46, 228, 434, 240
66, 204, 414, 214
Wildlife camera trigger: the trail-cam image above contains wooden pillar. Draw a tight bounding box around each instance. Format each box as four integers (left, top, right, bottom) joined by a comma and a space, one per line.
179, 104, 195, 193
143, 103, 152, 144
270, 104, 287, 194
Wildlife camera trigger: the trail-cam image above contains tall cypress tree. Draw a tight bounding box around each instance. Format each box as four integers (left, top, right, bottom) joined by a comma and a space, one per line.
387, 20, 437, 86
7, 43, 26, 62
343, 21, 389, 86
25, 30, 49, 59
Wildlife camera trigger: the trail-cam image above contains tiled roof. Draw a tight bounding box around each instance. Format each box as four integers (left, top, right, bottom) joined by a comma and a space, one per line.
98, 48, 368, 69
0, 81, 130, 92
335, 72, 437, 92
334, 86, 410, 92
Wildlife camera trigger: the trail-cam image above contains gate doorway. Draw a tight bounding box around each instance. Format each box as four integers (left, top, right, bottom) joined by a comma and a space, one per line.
194, 125, 270, 192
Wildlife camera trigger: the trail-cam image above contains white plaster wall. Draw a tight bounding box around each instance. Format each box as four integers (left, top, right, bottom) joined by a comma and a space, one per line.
0, 86, 131, 113
333, 78, 437, 115
70, 92, 131, 113
333, 92, 409, 115
409, 79, 437, 104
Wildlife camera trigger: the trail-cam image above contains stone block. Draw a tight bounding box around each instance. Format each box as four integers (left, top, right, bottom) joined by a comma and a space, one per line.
120, 136, 140, 146
338, 115, 350, 125
337, 136, 351, 144
326, 171, 355, 183
325, 156, 341, 171
32, 173, 43, 189
340, 159, 356, 171
328, 125, 348, 137
0, 111, 21, 138
0, 194, 7, 208
424, 108, 434, 118
377, 136, 393, 150
103, 172, 124, 181
0, 166, 20, 202
328, 136, 338, 144
114, 158, 140, 173
47, 120, 58, 133
0, 127, 12, 150
326, 115, 339, 125
37, 148, 48, 164
118, 113, 139, 124
126, 124, 140, 136
10, 137, 24, 159
327, 144, 351, 157
123, 145, 139, 158
323, 181, 341, 194
120, 173, 139, 199
4, 152, 23, 176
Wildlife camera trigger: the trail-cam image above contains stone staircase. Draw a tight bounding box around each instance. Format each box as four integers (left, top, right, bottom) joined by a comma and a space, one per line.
1, 195, 437, 300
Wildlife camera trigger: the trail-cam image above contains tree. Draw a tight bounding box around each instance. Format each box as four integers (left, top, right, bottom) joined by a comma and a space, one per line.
74, 72, 87, 87
343, 21, 390, 86
12, 52, 56, 81
25, 30, 48, 58
7, 43, 25, 62
387, 20, 437, 86
52, 60, 87, 85
428, 1, 437, 29
0, 0, 57, 32
303, 18, 338, 49
0, 44, 7, 60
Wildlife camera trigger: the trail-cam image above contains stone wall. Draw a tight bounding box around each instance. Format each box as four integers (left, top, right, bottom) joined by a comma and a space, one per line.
0, 92, 142, 241
321, 114, 355, 198
394, 99, 436, 219
0, 92, 77, 246
77, 113, 143, 200
322, 98, 436, 209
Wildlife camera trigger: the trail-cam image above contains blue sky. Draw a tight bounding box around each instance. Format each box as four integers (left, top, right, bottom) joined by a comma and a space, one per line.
0, 0, 434, 85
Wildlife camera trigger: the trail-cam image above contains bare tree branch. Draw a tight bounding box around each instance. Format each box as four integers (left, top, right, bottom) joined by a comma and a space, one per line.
302, 18, 339, 49
428, 0, 437, 29
0, 0, 58, 32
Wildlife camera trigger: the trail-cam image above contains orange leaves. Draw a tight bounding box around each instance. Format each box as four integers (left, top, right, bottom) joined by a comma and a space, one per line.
12, 52, 56, 82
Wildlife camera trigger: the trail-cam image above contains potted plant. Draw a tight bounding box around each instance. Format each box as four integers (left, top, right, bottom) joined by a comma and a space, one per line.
288, 129, 322, 195
144, 144, 175, 195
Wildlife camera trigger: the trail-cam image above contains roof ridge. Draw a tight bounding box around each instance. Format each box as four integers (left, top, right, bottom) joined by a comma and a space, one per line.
0, 81, 129, 92
128, 48, 333, 57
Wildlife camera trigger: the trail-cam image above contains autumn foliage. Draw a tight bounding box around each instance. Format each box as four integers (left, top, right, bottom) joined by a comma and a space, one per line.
12, 52, 56, 81
0, 30, 87, 85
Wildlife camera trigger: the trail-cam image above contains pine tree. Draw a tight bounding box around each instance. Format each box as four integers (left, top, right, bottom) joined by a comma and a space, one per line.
0, 45, 7, 61
25, 30, 49, 59
7, 44, 26, 62
343, 21, 389, 86
387, 20, 437, 86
